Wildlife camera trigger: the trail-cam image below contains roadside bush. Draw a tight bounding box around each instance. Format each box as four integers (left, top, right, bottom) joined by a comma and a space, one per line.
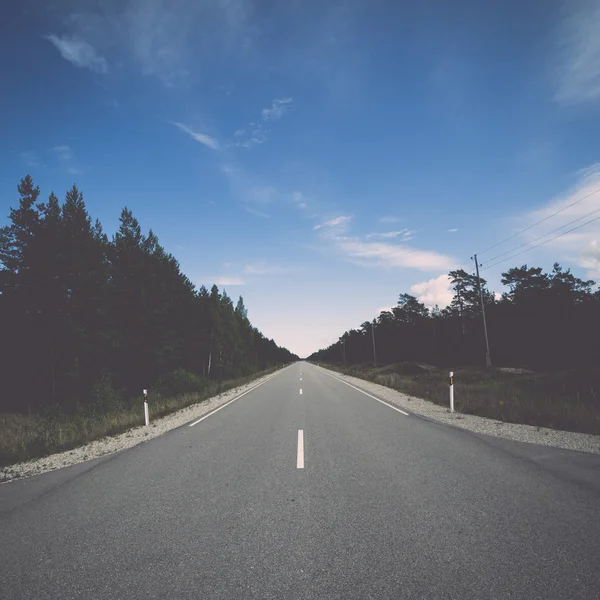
376, 363, 426, 376
156, 369, 208, 397
90, 370, 122, 412
321, 362, 600, 434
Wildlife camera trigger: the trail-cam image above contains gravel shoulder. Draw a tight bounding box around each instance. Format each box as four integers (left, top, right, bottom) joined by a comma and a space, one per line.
0, 369, 283, 484
319, 365, 600, 455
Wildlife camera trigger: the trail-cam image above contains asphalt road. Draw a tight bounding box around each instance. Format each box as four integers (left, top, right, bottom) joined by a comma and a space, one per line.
2, 361, 600, 599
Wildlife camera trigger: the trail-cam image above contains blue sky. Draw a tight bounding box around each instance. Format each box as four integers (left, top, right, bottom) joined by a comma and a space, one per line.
2, 0, 600, 356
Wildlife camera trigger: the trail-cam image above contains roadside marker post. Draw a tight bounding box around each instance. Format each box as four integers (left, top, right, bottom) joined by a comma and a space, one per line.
143, 389, 149, 426
449, 372, 454, 413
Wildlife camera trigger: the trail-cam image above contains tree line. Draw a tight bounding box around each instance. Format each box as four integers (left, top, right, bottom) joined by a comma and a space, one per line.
309, 264, 600, 370
0, 175, 297, 413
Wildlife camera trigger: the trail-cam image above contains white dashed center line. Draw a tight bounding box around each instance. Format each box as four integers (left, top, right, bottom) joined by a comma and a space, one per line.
297, 430, 304, 469
299, 388, 303, 395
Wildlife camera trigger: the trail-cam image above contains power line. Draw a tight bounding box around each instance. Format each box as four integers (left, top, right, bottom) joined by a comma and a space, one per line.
482, 204, 600, 266
481, 214, 600, 271
475, 186, 600, 258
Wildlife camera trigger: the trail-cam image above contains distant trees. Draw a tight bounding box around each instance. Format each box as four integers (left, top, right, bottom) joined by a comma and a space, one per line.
309, 262, 600, 370
0, 176, 297, 413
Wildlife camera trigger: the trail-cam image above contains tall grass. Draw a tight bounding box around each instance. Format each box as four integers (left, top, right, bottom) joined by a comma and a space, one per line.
0, 366, 281, 468
322, 363, 600, 435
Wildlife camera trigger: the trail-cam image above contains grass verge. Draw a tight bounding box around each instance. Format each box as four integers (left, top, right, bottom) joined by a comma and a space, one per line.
318, 362, 600, 435
0, 366, 282, 468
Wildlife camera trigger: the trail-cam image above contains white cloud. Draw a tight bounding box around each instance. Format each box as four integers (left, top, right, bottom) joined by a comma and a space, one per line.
337, 239, 455, 272
51, 1, 253, 87
52, 145, 74, 161
248, 186, 277, 205
448, 228, 459, 233
20, 151, 40, 168
313, 216, 352, 230
366, 229, 413, 240
214, 277, 245, 286
555, 2, 600, 103
50, 145, 80, 174
291, 191, 309, 210
514, 162, 600, 277
41, 1, 364, 98
221, 163, 286, 217
410, 274, 453, 308
232, 122, 267, 148
242, 206, 271, 219
261, 97, 292, 121
172, 122, 219, 150
45, 34, 108, 73
232, 98, 293, 148
312, 215, 452, 271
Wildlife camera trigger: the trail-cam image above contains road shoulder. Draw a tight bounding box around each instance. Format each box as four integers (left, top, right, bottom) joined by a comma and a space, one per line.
0, 368, 286, 484
316, 365, 600, 455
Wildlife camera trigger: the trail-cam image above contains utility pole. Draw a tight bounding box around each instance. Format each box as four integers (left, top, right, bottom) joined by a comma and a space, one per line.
457, 288, 465, 336
473, 254, 492, 367
371, 320, 378, 367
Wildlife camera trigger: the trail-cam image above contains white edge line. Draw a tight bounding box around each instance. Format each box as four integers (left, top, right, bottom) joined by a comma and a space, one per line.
297, 429, 304, 469
320, 368, 409, 416
189, 372, 279, 427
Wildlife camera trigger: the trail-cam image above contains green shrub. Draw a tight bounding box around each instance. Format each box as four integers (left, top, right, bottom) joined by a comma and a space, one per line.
376, 363, 426, 376
90, 370, 121, 412
156, 369, 208, 397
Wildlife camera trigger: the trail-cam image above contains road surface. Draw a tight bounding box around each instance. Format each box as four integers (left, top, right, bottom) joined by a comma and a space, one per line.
1, 361, 599, 599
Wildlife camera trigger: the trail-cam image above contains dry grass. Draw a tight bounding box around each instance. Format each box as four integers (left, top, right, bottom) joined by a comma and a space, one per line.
322, 363, 600, 435
0, 367, 280, 468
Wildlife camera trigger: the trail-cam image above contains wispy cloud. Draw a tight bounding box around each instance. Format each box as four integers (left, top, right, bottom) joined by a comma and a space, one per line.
291, 191, 309, 210
42, 1, 364, 97
45, 34, 108, 73
51, 145, 74, 161
51, 145, 80, 174
232, 97, 293, 148
336, 239, 455, 272
242, 205, 271, 219
313, 216, 352, 231
214, 277, 245, 286
172, 122, 219, 150
46, 1, 253, 87
20, 151, 40, 168
366, 229, 414, 240
232, 124, 267, 148
261, 97, 292, 121
516, 162, 600, 277
247, 186, 278, 205
448, 228, 459, 233
411, 274, 453, 308
312, 212, 453, 271
555, 2, 600, 103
